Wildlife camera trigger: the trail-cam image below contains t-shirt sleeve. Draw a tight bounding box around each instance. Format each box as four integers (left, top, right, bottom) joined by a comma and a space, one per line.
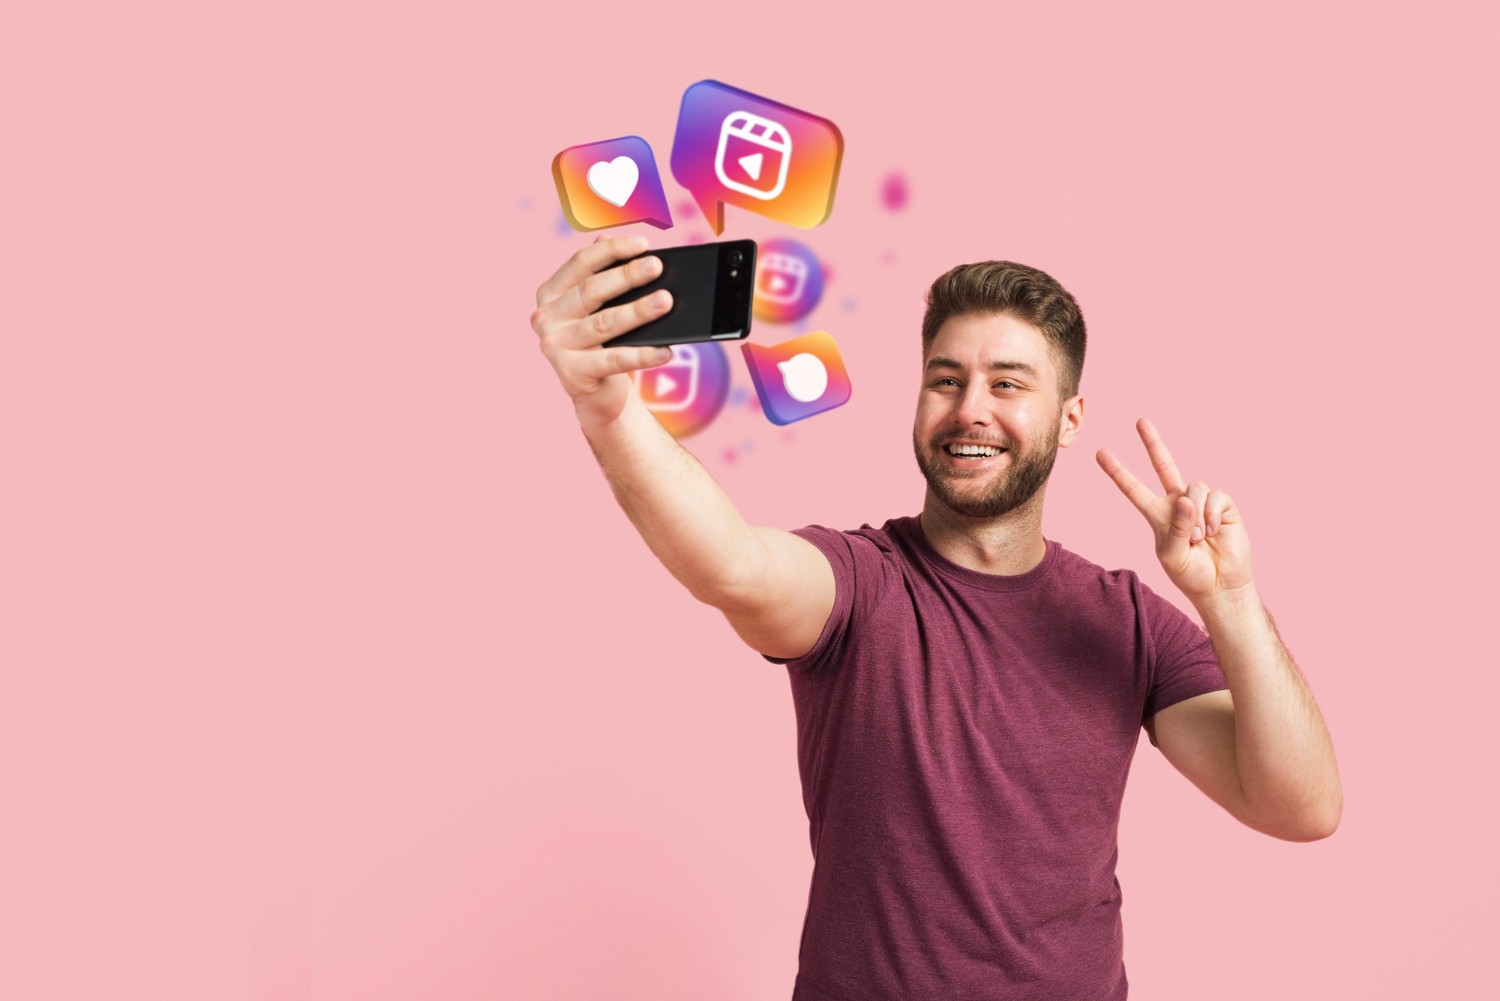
761, 524, 890, 674
1139, 579, 1229, 726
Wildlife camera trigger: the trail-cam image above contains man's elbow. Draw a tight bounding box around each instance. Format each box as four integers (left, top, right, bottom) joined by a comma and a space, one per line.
1306, 793, 1344, 841
1280, 811, 1340, 843
1247, 793, 1342, 843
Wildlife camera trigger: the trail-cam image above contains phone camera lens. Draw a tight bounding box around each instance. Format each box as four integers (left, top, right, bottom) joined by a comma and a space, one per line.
728, 251, 744, 266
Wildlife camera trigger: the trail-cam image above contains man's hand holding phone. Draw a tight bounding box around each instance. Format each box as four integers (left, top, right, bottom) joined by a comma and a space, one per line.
528, 233, 835, 659
532, 235, 676, 431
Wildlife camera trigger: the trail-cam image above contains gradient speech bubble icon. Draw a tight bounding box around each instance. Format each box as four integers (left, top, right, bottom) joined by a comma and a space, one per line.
552, 135, 673, 232
741, 331, 851, 426
671, 81, 844, 234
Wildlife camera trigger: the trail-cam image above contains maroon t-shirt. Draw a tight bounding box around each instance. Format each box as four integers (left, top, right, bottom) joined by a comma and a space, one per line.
764, 516, 1228, 1001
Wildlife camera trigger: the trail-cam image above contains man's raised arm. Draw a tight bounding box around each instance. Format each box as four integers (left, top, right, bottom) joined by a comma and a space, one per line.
531, 235, 833, 660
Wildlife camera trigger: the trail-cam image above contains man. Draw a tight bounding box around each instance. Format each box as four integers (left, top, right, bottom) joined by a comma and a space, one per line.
531, 235, 1342, 1000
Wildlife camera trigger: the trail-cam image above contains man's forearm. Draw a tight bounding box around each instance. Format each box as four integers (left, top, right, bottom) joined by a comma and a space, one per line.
579, 391, 763, 606
1195, 585, 1343, 840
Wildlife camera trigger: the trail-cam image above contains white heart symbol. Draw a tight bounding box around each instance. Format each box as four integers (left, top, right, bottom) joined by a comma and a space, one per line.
586, 156, 640, 208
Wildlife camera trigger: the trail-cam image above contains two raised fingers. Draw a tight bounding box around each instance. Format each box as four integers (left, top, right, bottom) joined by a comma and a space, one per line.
1095, 447, 1158, 516
1137, 417, 1186, 494
1097, 418, 1188, 515
1098, 420, 1234, 541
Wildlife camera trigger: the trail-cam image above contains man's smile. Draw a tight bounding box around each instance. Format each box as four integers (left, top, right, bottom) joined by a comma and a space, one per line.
939, 440, 1009, 469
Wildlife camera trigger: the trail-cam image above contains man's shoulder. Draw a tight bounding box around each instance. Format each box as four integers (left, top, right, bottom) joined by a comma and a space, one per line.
1050, 543, 1196, 630
792, 515, 912, 555
786, 517, 917, 589
1052, 542, 1133, 580
1049, 542, 1154, 602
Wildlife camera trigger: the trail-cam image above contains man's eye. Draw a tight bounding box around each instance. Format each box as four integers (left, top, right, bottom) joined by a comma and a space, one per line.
934, 378, 959, 387
995, 381, 1016, 390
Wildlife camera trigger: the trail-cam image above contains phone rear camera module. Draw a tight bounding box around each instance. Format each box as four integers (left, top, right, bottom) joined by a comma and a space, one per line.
728, 250, 744, 266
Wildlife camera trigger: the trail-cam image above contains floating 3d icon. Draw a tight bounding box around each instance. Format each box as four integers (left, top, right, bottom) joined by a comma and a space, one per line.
632, 342, 731, 438
671, 81, 843, 234
741, 331, 852, 426
753, 238, 825, 324
553, 135, 673, 231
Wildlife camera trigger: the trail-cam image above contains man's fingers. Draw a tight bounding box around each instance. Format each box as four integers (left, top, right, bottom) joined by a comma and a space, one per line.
535, 234, 649, 308
577, 344, 675, 383
1095, 448, 1158, 517
1204, 487, 1235, 538
561, 288, 675, 350
556, 252, 663, 321
1137, 417, 1186, 495
1164, 495, 1196, 563
1184, 480, 1209, 542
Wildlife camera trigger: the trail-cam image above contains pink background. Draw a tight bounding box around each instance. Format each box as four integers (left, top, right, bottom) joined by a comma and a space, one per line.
3, 2, 1496, 998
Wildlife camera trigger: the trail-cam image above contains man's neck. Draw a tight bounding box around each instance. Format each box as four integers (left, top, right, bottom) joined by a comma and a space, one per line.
918, 490, 1048, 576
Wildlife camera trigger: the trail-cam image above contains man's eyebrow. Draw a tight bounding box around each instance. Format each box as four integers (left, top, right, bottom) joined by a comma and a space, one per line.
924, 357, 1041, 378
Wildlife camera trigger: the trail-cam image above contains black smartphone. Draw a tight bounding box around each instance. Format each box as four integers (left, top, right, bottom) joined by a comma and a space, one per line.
599, 239, 757, 348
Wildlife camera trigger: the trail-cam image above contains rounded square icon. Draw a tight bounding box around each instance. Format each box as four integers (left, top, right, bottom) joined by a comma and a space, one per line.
714, 112, 792, 201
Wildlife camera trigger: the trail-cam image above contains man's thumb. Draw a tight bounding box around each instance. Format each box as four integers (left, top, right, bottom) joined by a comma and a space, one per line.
1169, 495, 1196, 540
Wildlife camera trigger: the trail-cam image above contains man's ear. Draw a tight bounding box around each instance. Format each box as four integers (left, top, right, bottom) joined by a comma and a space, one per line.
1058, 393, 1085, 448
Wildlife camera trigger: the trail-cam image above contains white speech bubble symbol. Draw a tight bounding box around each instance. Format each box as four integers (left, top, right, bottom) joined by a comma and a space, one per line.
776, 353, 827, 403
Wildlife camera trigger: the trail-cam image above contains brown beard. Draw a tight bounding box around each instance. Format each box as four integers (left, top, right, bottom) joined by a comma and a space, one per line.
912, 419, 1060, 518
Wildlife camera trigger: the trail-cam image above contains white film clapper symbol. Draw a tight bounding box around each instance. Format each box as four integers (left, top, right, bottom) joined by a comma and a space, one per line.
714, 111, 792, 201
633, 344, 700, 413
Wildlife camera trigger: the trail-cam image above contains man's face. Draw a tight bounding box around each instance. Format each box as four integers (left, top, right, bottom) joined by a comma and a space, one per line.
912, 313, 1080, 519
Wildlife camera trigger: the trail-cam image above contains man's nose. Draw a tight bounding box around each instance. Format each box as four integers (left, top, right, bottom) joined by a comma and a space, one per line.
952, 382, 992, 426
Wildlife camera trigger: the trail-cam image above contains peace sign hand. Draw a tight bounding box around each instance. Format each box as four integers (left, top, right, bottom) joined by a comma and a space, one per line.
1095, 418, 1254, 606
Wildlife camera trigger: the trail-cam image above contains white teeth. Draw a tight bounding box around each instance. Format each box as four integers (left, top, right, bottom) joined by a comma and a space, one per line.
946, 444, 1002, 457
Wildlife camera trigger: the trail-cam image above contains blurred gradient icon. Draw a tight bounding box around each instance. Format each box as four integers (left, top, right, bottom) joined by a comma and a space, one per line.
552, 135, 673, 231
671, 81, 843, 234
741, 331, 851, 426
635, 344, 700, 412
753, 238, 825, 323
632, 342, 731, 438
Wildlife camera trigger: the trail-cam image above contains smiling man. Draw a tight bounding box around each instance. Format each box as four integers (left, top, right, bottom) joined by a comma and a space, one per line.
532, 239, 1342, 1001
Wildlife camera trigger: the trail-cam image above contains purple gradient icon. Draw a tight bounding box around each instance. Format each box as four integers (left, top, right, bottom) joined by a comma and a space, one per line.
670, 81, 843, 235
742, 331, 852, 426
552, 135, 673, 232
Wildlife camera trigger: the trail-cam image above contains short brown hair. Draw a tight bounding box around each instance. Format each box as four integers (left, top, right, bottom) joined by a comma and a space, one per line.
921, 261, 1086, 398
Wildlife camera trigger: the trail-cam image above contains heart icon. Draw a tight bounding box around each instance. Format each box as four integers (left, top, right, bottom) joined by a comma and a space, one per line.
586, 156, 640, 208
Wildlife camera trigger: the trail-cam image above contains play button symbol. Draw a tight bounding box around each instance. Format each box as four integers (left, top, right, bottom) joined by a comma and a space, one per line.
656, 372, 678, 395
737, 152, 764, 180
